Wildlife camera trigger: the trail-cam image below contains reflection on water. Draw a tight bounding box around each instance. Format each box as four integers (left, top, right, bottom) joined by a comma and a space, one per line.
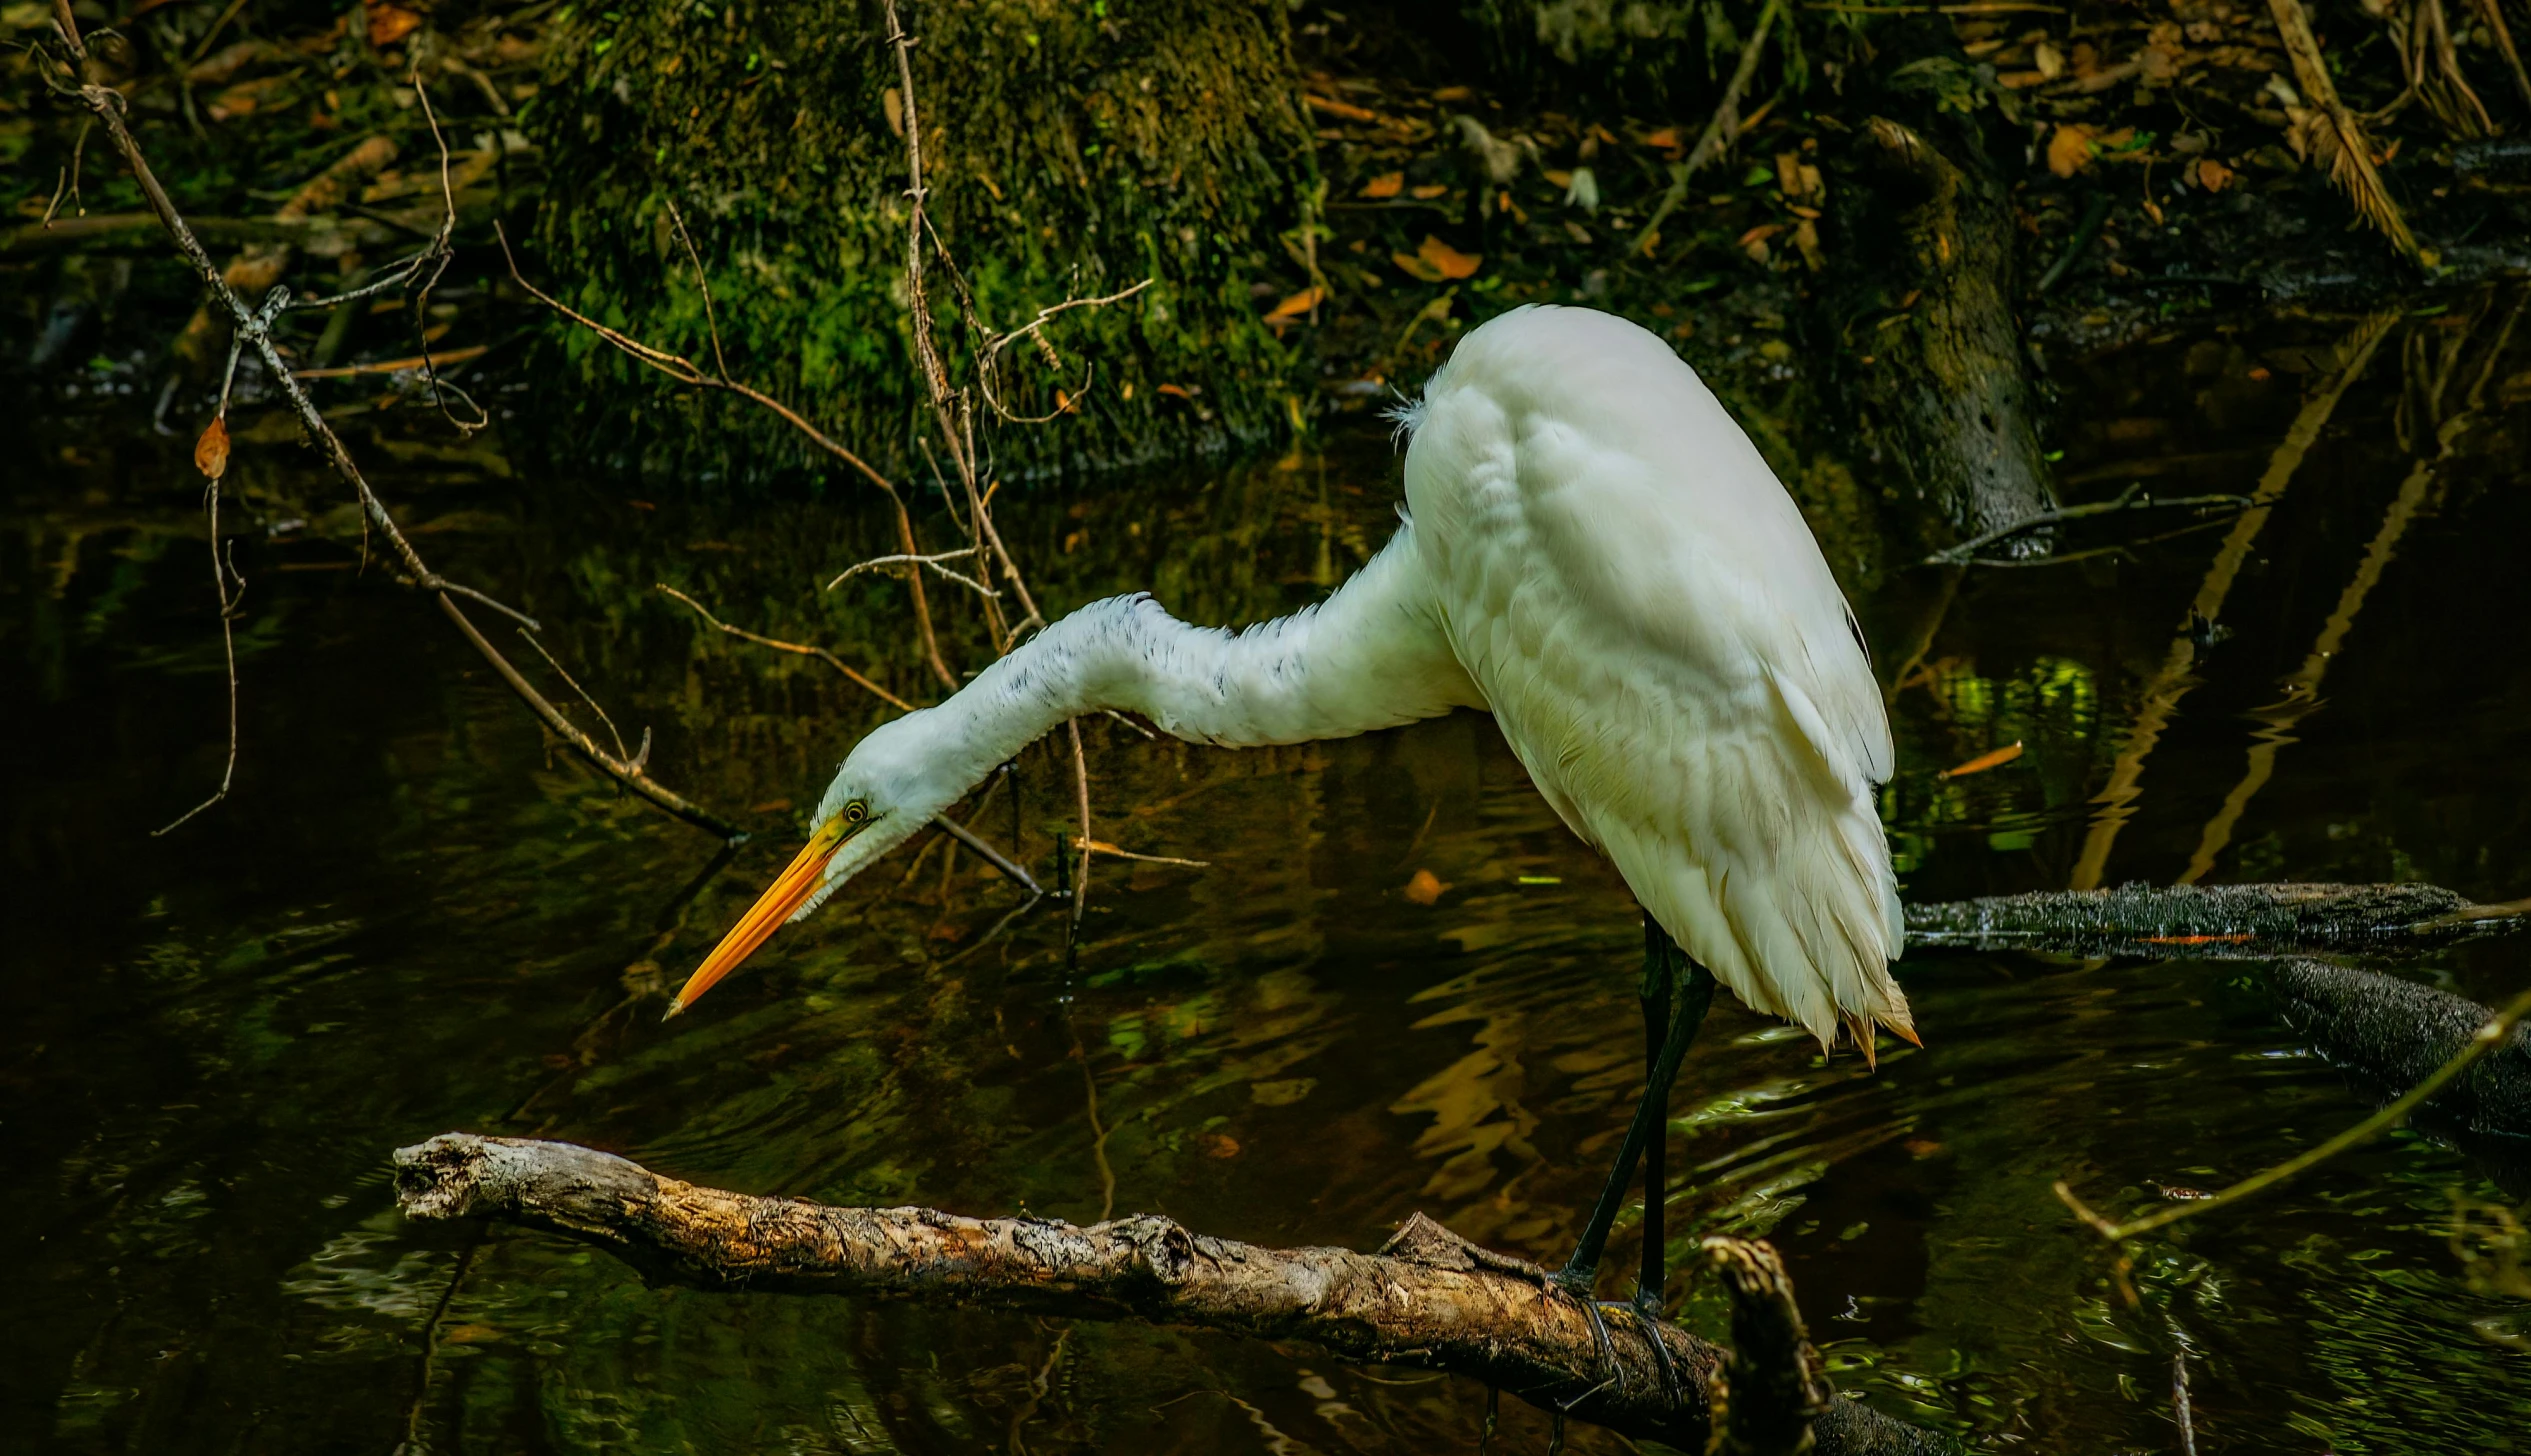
6, 288, 2530, 1452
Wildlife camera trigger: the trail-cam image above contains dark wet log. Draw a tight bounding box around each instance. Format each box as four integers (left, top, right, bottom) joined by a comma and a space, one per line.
393, 1134, 1955, 1456
2267, 960, 2531, 1141
1841, 115, 2057, 545
1904, 882, 2527, 959
1705, 1237, 1835, 1456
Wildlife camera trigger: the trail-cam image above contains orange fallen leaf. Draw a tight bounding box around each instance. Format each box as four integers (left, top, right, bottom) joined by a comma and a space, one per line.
1643, 126, 1682, 150
2192, 156, 2234, 192
1393, 235, 1480, 283
2142, 934, 2256, 946
1305, 93, 1378, 123
1431, 85, 1474, 102
1543, 168, 1573, 188
1361, 171, 1405, 199
1200, 1132, 1242, 1159
1156, 382, 1199, 399
1403, 869, 1448, 905
1392, 250, 1445, 282
1420, 235, 1482, 279
364, 0, 422, 46
1938, 741, 2024, 778
1409, 183, 1449, 200
194, 416, 230, 480
1264, 286, 1325, 323
2047, 123, 2098, 178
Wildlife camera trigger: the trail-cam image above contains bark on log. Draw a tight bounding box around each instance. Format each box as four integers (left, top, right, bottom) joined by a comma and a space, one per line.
1840, 114, 2057, 546
1904, 882, 2527, 959
2267, 959, 2531, 1142
391, 1134, 1956, 1455
1705, 1236, 1836, 1456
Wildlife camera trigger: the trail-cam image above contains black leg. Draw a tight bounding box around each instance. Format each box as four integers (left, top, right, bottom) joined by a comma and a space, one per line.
1558, 917, 1715, 1292
1636, 919, 1673, 1313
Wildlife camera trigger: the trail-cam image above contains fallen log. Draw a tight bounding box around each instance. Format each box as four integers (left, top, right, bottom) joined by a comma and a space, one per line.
392, 1134, 1956, 1455
1904, 881, 2528, 959
2267, 959, 2531, 1143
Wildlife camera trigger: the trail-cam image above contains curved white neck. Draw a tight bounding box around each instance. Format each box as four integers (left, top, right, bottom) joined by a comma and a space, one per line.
920, 525, 1480, 787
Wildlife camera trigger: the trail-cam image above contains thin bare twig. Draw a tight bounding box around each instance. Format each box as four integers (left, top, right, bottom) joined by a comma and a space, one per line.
407, 79, 487, 434
1921, 484, 2250, 567
40, 116, 89, 226
1066, 719, 1092, 922
1071, 836, 1209, 869
654, 583, 916, 712
154, 481, 241, 835
825, 546, 997, 599
1634, 0, 1783, 255
518, 628, 632, 764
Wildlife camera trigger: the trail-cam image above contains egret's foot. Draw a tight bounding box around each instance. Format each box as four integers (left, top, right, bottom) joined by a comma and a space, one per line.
1631, 1285, 1682, 1407
1550, 1266, 1624, 1393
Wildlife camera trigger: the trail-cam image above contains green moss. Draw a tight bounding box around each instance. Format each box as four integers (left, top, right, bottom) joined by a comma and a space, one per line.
529, 0, 1318, 486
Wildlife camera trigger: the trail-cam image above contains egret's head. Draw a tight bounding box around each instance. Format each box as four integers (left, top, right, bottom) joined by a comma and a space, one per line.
666, 709, 968, 1017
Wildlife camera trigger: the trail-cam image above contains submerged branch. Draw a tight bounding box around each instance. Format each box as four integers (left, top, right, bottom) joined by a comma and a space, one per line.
393, 1135, 1953, 1455
1905, 881, 2526, 959
2059, 978, 2531, 1241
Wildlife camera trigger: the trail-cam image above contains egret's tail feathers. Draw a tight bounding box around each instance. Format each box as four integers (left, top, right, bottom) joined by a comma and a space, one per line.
1603, 762, 1909, 1066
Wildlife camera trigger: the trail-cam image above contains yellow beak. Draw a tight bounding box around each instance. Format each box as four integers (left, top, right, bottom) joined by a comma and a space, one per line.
667, 817, 848, 1017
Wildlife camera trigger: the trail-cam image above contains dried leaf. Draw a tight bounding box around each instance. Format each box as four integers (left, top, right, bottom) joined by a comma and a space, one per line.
363, 0, 422, 47
1391, 250, 1446, 283
1264, 286, 1325, 323
1415, 234, 1481, 280
1360, 170, 1405, 199
1939, 741, 2024, 779
1643, 126, 1682, 150
1403, 869, 1448, 905
2047, 123, 2099, 178
194, 417, 230, 481
1792, 218, 1824, 271
1409, 183, 1449, 200
2192, 156, 2235, 192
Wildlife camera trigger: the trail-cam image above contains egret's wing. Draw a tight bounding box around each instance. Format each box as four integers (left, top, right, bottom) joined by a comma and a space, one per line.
1404, 305, 1907, 1050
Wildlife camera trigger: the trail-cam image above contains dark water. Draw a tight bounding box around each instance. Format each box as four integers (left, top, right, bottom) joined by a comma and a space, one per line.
7, 291, 2530, 1454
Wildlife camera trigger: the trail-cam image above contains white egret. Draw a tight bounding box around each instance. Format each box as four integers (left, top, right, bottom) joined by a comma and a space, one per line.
669, 304, 1910, 1325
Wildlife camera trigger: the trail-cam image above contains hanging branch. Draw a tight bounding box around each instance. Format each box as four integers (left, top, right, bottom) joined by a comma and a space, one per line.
392, 1134, 1954, 1456
494, 225, 959, 692
156, 409, 243, 835
56, 70, 739, 842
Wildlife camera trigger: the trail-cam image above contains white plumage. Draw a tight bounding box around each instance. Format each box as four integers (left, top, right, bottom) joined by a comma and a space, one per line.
673, 304, 1910, 1060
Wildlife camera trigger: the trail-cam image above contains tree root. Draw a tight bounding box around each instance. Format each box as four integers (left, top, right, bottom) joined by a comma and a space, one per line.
392, 1134, 1957, 1455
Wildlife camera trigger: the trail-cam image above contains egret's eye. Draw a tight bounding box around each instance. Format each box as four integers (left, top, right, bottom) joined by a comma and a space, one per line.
842, 800, 869, 826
